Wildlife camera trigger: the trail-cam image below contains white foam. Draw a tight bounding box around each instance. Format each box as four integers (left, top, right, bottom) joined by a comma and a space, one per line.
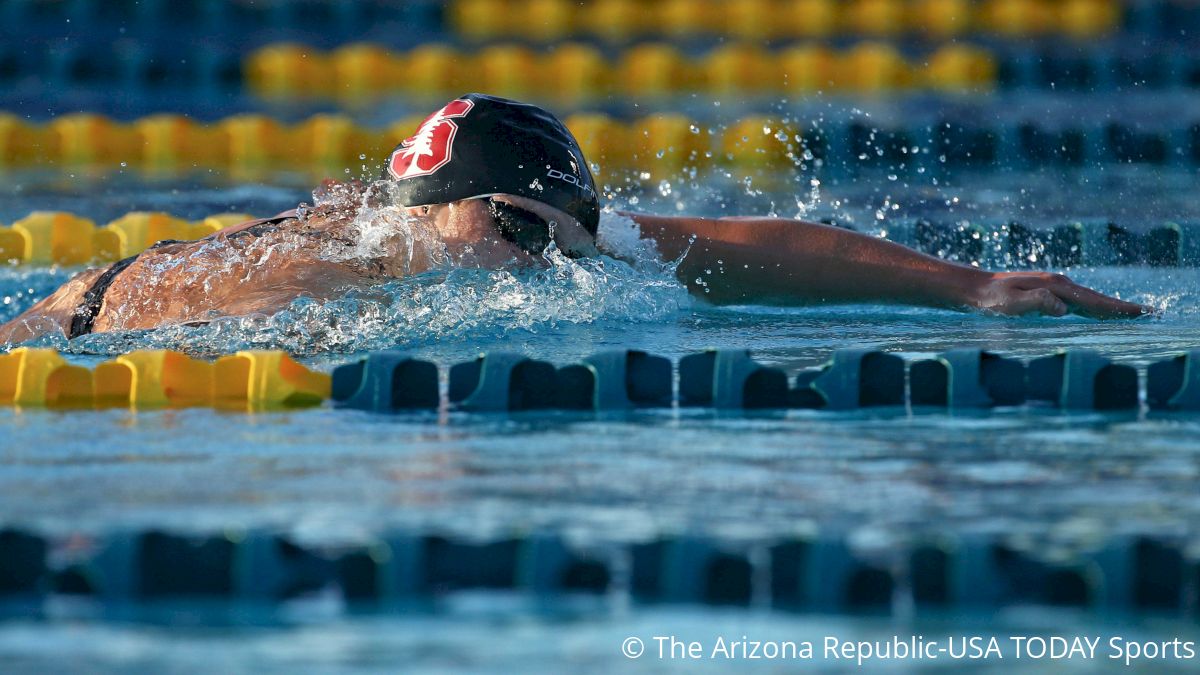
68, 203, 690, 356
595, 209, 676, 274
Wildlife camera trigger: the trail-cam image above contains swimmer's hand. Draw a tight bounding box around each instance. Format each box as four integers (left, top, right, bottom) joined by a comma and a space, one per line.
972, 272, 1156, 319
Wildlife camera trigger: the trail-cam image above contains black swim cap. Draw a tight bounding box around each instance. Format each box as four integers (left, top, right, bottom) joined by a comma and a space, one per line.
384, 93, 600, 236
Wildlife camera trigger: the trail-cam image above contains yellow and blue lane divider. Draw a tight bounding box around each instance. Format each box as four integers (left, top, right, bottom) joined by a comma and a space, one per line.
10, 1, 1196, 98
2, 346, 1200, 412
449, 0, 1122, 42
2, 211, 1195, 268
3, 111, 1199, 180
244, 41, 995, 100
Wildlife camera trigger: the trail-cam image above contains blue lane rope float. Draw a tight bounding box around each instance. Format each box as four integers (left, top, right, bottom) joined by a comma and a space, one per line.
556, 350, 674, 410
1146, 350, 1200, 412
448, 352, 561, 411
10, 41, 1200, 101
1027, 349, 1139, 411
11, 0, 1191, 45
2, 527, 1195, 613
331, 351, 440, 412
910, 349, 1027, 408
0, 0, 445, 49
896, 220, 1200, 269
797, 348, 907, 410
1, 115, 1200, 181
679, 349, 789, 409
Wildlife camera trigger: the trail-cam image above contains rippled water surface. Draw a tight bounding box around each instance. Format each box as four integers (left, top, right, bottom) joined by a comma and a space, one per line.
2, 169, 1199, 543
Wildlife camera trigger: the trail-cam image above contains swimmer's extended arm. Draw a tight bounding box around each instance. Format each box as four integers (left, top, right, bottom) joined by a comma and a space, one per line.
624, 213, 1153, 319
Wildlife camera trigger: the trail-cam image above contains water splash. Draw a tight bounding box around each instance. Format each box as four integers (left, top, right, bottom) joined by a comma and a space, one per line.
63, 209, 689, 356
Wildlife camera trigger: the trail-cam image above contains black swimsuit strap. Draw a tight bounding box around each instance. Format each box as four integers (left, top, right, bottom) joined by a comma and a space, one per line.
67, 254, 140, 339
65, 212, 302, 339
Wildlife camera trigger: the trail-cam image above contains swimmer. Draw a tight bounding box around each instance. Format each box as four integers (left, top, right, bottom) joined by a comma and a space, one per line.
0, 93, 1152, 345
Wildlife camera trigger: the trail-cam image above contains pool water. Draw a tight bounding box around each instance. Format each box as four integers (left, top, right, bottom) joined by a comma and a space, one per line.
2, 167, 1200, 672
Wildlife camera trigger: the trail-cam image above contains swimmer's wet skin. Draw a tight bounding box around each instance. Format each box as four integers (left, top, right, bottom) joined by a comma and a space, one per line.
0, 93, 1153, 345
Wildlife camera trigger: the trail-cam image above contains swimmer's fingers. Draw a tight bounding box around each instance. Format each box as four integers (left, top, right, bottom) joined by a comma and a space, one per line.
1037, 275, 1157, 319
983, 272, 1155, 319
1006, 287, 1068, 317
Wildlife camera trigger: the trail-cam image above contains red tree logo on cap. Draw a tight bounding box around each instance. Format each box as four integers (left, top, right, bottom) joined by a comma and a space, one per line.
388, 98, 475, 180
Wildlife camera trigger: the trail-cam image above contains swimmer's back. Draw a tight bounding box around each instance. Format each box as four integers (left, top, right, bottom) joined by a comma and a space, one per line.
0, 205, 388, 341
91, 207, 376, 332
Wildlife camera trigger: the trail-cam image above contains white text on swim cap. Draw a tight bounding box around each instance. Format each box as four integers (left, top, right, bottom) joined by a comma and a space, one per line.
547, 169, 595, 198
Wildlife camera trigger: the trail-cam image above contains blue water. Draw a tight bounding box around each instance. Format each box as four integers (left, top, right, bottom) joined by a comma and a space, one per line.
3, 169, 1200, 673
1, 603, 1196, 673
